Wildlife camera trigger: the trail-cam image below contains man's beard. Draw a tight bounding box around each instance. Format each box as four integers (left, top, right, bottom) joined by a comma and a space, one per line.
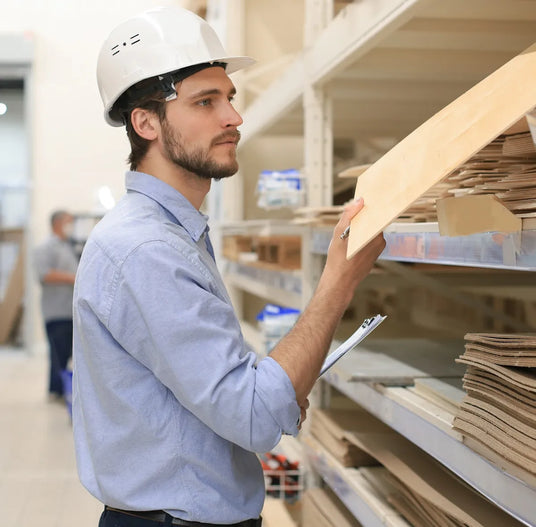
162, 119, 240, 181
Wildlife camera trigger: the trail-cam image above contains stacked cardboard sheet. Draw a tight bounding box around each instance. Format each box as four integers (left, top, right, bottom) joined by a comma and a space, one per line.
401, 125, 536, 223
361, 467, 466, 527
310, 408, 380, 467
450, 132, 536, 219
453, 333, 536, 487
292, 206, 344, 226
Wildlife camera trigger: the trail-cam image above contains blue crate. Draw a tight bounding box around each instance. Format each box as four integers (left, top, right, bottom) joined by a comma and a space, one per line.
61, 369, 73, 418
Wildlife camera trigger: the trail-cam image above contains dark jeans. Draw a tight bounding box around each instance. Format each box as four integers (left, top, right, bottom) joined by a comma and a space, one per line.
45, 319, 73, 395
99, 509, 174, 527
99, 509, 261, 527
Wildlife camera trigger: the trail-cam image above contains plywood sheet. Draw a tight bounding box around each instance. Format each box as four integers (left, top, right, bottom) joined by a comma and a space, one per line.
436, 194, 521, 236
262, 497, 297, 527
338, 164, 372, 179
384, 387, 459, 437
0, 229, 25, 344
412, 377, 465, 413
348, 42, 536, 258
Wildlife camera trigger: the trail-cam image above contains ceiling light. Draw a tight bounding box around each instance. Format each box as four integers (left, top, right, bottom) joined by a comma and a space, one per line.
0, 103, 7, 116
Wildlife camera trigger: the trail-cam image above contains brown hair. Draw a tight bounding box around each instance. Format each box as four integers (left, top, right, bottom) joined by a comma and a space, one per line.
111, 63, 226, 171
111, 78, 168, 171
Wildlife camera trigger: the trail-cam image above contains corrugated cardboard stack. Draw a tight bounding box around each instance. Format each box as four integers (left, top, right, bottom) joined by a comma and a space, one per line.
402, 123, 536, 223
453, 333, 536, 487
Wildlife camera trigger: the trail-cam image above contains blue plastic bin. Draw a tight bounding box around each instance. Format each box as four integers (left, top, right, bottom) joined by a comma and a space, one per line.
61, 369, 73, 418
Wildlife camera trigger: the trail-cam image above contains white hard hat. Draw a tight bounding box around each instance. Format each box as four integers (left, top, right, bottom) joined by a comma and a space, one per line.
97, 6, 255, 126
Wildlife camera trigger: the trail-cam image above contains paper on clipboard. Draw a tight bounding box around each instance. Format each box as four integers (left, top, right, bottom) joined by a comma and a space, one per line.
319, 314, 387, 376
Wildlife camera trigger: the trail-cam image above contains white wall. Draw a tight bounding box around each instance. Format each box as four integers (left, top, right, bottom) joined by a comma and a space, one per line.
1, 0, 197, 349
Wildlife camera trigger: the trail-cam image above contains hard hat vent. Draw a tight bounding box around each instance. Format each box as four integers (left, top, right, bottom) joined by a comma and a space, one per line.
110, 34, 141, 56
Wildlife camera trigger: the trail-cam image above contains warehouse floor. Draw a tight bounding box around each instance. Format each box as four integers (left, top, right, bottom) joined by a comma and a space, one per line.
0, 347, 101, 527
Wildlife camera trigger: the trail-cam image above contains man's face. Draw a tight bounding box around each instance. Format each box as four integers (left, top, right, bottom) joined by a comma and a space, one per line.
159, 67, 243, 180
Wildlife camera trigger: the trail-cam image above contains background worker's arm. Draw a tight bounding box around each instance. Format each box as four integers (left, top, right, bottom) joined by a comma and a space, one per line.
269, 199, 385, 405
42, 269, 76, 285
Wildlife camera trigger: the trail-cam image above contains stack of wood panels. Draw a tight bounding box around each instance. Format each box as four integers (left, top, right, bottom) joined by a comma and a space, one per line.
309, 408, 380, 468
453, 333, 536, 487
0, 228, 25, 344
400, 124, 536, 224
292, 206, 344, 226
309, 406, 524, 526
302, 487, 363, 527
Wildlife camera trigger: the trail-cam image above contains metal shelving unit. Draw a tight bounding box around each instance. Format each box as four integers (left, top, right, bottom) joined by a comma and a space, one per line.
223, 260, 302, 310
219, 1, 536, 524
312, 223, 536, 272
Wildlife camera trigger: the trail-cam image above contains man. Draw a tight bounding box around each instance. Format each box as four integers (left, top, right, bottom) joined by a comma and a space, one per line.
73, 6, 385, 527
34, 210, 77, 399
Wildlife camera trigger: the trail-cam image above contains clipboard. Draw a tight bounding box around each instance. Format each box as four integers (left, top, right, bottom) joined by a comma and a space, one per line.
319, 314, 387, 376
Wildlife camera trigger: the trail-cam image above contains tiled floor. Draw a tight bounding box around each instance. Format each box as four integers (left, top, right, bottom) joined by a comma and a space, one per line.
0, 347, 102, 527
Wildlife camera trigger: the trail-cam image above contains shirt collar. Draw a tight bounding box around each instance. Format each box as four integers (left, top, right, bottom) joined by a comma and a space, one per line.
125, 171, 209, 242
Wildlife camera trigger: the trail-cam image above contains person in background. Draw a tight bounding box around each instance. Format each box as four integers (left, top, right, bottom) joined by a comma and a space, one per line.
73, 6, 385, 527
34, 210, 78, 400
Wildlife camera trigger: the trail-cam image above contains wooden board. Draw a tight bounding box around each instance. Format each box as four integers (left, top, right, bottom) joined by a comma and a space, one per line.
262, 497, 298, 527
338, 164, 372, 179
436, 194, 521, 236
348, 42, 536, 259
412, 377, 465, 413
0, 229, 25, 344
383, 387, 460, 438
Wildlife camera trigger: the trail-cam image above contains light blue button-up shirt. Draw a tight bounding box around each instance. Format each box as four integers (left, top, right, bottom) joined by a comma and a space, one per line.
72, 171, 300, 523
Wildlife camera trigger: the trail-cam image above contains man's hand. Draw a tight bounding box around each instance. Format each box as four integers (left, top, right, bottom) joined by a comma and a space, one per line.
320, 198, 386, 307
298, 399, 310, 431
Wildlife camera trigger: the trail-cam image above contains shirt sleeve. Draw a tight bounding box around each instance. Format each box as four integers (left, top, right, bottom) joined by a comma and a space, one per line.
107, 238, 301, 452
33, 242, 54, 282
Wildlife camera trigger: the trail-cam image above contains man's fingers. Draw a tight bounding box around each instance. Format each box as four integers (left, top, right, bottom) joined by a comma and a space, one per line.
335, 197, 364, 239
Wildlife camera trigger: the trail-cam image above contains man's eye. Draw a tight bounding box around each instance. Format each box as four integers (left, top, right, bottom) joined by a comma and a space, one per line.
198, 99, 211, 107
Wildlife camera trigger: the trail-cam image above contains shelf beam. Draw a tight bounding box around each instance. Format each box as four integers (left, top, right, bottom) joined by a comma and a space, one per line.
305, 0, 428, 87
223, 266, 302, 310
239, 0, 427, 145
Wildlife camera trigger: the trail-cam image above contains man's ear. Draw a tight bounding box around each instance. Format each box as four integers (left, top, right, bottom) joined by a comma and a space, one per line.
130, 108, 159, 140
